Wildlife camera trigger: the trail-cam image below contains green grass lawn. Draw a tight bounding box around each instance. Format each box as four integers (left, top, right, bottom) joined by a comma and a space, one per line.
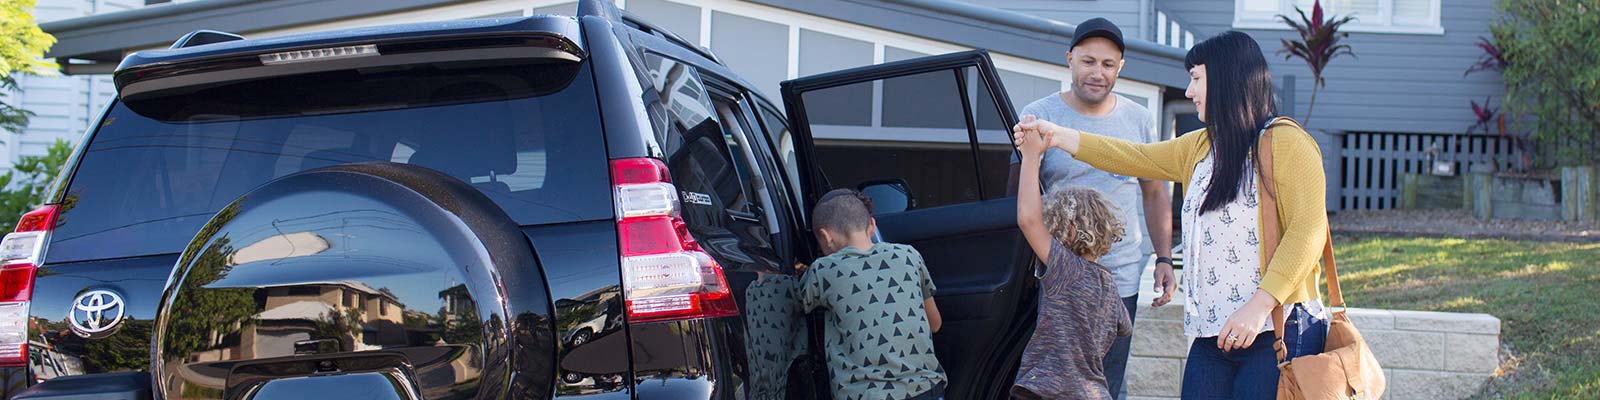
1333, 236, 1600, 398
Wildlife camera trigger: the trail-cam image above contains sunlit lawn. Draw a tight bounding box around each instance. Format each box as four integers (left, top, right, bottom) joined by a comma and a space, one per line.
1333, 236, 1600, 398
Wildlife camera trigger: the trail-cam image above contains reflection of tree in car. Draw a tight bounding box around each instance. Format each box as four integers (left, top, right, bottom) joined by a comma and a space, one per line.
310, 309, 364, 351
80, 319, 152, 373
162, 202, 258, 363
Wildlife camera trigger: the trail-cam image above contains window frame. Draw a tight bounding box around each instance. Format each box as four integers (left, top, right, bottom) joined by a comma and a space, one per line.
706, 90, 775, 225
1232, 0, 1444, 35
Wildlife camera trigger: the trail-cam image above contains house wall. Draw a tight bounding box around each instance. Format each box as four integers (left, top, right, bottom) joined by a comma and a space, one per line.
1158, 0, 1505, 135
4, 0, 143, 171
978, 0, 1149, 39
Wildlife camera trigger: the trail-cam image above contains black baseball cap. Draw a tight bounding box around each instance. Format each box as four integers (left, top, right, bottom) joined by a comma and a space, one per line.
1071, 18, 1126, 54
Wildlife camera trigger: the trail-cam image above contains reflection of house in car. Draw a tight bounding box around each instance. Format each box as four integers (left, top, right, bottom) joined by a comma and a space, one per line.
235, 281, 406, 362
438, 284, 473, 324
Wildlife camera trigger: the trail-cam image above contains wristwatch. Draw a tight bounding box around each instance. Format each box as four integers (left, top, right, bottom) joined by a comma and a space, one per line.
1155, 257, 1174, 266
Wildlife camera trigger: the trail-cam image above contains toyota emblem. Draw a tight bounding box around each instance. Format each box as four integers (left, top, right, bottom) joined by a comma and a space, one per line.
69, 290, 126, 338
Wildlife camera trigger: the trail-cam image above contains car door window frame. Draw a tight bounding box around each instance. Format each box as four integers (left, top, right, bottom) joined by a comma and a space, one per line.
702, 75, 799, 268
776, 50, 1032, 400
779, 51, 1022, 212
751, 99, 806, 222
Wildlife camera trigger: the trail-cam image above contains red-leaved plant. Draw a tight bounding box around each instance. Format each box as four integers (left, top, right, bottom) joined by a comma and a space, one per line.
1463, 36, 1528, 171
1468, 96, 1499, 134
1464, 36, 1508, 77
1277, 0, 1355, 126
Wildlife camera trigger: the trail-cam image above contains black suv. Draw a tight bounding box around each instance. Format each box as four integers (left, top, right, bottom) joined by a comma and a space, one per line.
3, 1, 1042, 398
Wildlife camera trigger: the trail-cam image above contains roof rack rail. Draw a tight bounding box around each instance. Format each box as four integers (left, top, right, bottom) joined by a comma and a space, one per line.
171, 30, 245, 49
618, 13, 723, 65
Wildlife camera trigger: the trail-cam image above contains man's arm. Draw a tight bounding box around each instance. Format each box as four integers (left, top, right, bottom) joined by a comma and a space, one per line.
1140, 179, 1176, 306
1140, 179, 1173, 260
1007, 162, 1020, 197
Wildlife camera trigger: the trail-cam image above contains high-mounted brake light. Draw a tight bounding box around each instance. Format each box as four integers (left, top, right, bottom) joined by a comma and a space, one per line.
259, 44, 379, 65
0, 205, 56, 367
611, 158, 738, 323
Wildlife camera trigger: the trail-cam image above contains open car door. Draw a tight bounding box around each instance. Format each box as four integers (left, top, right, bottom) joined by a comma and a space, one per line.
780, 50, 1035, 399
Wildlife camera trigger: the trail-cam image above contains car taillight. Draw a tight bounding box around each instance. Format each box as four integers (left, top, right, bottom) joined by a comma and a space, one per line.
0, 205, 55, 367
611, 158, 737, 323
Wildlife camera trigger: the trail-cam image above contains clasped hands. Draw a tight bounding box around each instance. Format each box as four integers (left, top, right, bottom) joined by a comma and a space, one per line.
1011, 114, 1080, 156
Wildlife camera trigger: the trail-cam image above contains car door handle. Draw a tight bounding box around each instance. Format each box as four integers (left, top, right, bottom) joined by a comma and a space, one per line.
728, 210, 761, 223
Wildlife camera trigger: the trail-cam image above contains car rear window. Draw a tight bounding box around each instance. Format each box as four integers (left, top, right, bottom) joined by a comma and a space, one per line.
48, 58, 610, 264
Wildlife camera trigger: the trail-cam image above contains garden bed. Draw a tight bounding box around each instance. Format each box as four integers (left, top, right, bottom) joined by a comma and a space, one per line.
1331, 209, 1599, 242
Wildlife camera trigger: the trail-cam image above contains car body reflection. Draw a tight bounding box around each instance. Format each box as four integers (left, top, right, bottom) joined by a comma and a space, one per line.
555, 285, 623, 390
742, 272, 806, 399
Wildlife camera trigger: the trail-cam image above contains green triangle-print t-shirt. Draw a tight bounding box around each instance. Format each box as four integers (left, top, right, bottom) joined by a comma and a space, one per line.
799, 242, 947, 400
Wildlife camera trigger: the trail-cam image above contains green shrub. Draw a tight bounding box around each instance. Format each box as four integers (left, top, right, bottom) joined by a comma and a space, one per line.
1493, 0, 1600, 166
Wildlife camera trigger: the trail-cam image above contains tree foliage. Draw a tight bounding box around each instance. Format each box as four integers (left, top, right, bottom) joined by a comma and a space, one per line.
1, 0, 58, 133
1493, 0, 1600, 166
0, 139, 69, 231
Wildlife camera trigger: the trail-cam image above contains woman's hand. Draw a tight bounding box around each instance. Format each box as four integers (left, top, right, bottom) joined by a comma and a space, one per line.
1216, 289, 1279, 352
1013, 117, 1081, 155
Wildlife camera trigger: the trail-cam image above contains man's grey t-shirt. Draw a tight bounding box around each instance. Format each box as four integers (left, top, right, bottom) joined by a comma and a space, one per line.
1012, 93, 1155, 297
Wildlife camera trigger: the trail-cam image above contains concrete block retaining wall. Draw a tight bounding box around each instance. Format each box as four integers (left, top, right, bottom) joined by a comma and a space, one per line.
1126, 270, 1501, 399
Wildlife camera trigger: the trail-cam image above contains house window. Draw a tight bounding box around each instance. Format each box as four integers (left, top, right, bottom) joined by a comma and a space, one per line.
1234, 0, 1442, 35
287, 286, 321, 297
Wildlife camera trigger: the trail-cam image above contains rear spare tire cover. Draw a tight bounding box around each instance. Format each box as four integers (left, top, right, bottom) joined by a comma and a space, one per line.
151, 162, 554, 400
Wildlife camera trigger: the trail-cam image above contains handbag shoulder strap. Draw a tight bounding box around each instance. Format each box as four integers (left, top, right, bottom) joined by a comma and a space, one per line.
1256, 117, 1342, 362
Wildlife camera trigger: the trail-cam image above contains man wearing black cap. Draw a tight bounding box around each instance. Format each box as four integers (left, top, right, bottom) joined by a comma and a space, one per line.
1008, 17, 1175, 400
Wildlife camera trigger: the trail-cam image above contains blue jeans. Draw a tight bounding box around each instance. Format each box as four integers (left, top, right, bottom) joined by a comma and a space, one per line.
1180, 304, 1327, 399
1103, 294, 1137, 400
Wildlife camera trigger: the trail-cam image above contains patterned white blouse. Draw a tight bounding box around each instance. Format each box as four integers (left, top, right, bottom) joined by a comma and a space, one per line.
1182, 151, 1325, 338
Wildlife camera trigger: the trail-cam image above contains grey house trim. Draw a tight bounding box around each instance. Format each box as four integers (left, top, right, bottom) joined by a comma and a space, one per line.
41, 0, 471, 62
40, 0, 1191, 86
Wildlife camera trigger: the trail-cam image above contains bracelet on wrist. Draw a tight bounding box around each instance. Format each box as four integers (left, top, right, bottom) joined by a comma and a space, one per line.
1155, 257, 1174, 266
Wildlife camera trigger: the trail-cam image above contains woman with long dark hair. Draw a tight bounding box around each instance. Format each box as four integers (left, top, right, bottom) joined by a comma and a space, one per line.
1012, 31, 1331, 398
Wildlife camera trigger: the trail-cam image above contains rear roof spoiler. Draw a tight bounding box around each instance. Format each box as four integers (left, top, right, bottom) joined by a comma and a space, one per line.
113, 16, 585, 98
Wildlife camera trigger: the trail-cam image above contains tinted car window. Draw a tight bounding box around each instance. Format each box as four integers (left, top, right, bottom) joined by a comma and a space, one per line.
756, 105, 803, 215
50, 59, 608, 263
800, 69, 983, 209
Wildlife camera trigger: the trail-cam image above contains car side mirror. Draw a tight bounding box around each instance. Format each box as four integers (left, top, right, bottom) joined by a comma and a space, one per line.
857, 179, 913, 214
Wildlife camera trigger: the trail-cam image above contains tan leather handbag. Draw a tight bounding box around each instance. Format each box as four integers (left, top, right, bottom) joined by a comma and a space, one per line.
1257, 117, 1387, 400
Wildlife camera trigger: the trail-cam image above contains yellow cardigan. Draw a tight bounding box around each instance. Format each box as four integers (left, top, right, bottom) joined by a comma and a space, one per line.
1075, 122, 1328, 306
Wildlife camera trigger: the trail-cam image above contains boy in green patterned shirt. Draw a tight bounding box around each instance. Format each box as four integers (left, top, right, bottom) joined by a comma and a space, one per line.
799, 189, 947, 400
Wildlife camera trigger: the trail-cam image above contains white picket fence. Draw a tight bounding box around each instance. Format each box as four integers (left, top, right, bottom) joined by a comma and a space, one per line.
1338, 132, 1521, 211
